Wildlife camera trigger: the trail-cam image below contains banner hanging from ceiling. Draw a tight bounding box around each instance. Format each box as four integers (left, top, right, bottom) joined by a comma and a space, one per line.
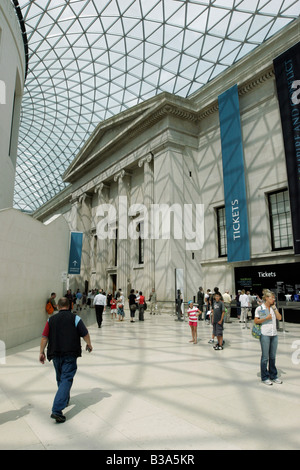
68, 231, 83, 275
274, 41, 300, 255
218, 84, 250, 263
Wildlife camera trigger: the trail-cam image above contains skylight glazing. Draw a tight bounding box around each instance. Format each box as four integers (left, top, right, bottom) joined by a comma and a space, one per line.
13, 0, 300, 212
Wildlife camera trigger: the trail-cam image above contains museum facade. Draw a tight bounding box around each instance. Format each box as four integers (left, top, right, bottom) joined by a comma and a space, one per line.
33, 19, 300, 307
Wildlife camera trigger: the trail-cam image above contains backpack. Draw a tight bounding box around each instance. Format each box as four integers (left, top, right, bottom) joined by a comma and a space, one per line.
45, 301, 54, 315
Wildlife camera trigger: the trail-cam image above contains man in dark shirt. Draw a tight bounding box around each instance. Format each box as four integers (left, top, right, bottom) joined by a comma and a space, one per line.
211, 292, 225, 351
197, 287, 204, 320
39, 297, 92, 423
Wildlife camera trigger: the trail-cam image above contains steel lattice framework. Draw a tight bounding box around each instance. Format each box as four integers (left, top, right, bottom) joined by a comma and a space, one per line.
13, 0, 299, 212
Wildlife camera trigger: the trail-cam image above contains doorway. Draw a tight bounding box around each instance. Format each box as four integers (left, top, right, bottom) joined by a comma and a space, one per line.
110, 273, 117, 296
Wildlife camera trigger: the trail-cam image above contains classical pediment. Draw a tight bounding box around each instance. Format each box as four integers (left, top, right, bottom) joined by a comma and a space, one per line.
63, 92, 198, 183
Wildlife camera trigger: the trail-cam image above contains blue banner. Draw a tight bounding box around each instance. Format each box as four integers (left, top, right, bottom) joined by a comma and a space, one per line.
68, 232, 83, 275
218, 84, 250, 263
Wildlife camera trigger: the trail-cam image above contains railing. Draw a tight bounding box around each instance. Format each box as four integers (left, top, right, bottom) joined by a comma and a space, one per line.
278, 301, 300, 332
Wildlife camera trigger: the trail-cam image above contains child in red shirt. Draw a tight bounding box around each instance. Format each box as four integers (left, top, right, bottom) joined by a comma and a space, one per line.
110, 298, 117, 319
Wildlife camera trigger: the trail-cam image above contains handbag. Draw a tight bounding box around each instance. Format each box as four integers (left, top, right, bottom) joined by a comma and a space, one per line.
252, 322, 261, 339
252, 306, 268, 339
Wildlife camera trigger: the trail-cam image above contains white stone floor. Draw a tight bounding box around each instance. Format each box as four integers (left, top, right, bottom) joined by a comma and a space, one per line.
0, 310, 300, 451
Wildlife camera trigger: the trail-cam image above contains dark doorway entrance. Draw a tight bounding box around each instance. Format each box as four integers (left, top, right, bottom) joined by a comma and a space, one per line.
111, 274, 117, 296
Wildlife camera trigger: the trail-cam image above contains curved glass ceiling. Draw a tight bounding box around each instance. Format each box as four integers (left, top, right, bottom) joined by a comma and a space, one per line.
14, 0, 299, 212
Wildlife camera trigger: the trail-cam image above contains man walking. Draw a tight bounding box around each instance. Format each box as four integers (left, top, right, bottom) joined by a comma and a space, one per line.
39, 297, 92, 423
93, 289, 107, 328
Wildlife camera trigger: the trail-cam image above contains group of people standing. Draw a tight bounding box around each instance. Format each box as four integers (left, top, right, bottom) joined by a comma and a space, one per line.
47, 286, 158, 329
188, 287, 226, 350
194, 287, 231, 325
93, 287, 158, 327
188, 286, 282, 385
196, 286, 261, 325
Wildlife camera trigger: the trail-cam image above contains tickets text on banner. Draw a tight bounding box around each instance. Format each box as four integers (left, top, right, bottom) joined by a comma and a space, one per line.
218, 84, 250, 263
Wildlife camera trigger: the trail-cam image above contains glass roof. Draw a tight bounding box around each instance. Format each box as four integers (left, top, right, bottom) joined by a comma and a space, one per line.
13, 0, 300, 212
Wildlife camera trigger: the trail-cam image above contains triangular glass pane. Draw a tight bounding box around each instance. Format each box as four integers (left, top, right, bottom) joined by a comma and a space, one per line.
266, 17, 294, 40
237, 0, 260, 13
166, 4, 186, 28
179, 61, 198, 80
186, 3, 208, 26
144, 2, 163, 22
213, 0, 234, 8
188, 10, 209, 34
100, 0, 120, 17
164, 55, 181, 74
227, 10, 253, 38
127, 20, 144, 40
163, 0, 185, 21
281, 1, 300, 16
164, 24, 183, 44
145, 24, 164, 45
141, 0, 162, 18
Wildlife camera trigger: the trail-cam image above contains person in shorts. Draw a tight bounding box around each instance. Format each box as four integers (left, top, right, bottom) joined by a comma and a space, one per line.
211, 292, 225, 350
110, 297, 117, 319
187, 300, 202, 344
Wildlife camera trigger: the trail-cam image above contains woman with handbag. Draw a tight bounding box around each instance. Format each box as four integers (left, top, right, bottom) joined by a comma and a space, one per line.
254, 290, 282, 386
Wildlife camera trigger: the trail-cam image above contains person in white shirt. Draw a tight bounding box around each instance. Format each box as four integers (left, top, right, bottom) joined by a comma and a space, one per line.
246, 290, 253, 321
254, 290, 282, 386
93, 289, 106, 328
222, 290, 232, 323
239, 289, 250, 329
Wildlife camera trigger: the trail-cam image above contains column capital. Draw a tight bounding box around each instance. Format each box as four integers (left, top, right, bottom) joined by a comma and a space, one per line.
138, 152, 153, 168
94, 182, 110, 195
78, 192, 92, 205
113, 169, 132, 182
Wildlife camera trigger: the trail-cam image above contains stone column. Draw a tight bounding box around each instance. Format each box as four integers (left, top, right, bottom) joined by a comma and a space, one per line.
114, 169, 131, 297
94, 182, 110, 290
70, 197, 79, 232
78, 192, 92, 290
138, 153, 155, 299
68, 196, 80, 292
